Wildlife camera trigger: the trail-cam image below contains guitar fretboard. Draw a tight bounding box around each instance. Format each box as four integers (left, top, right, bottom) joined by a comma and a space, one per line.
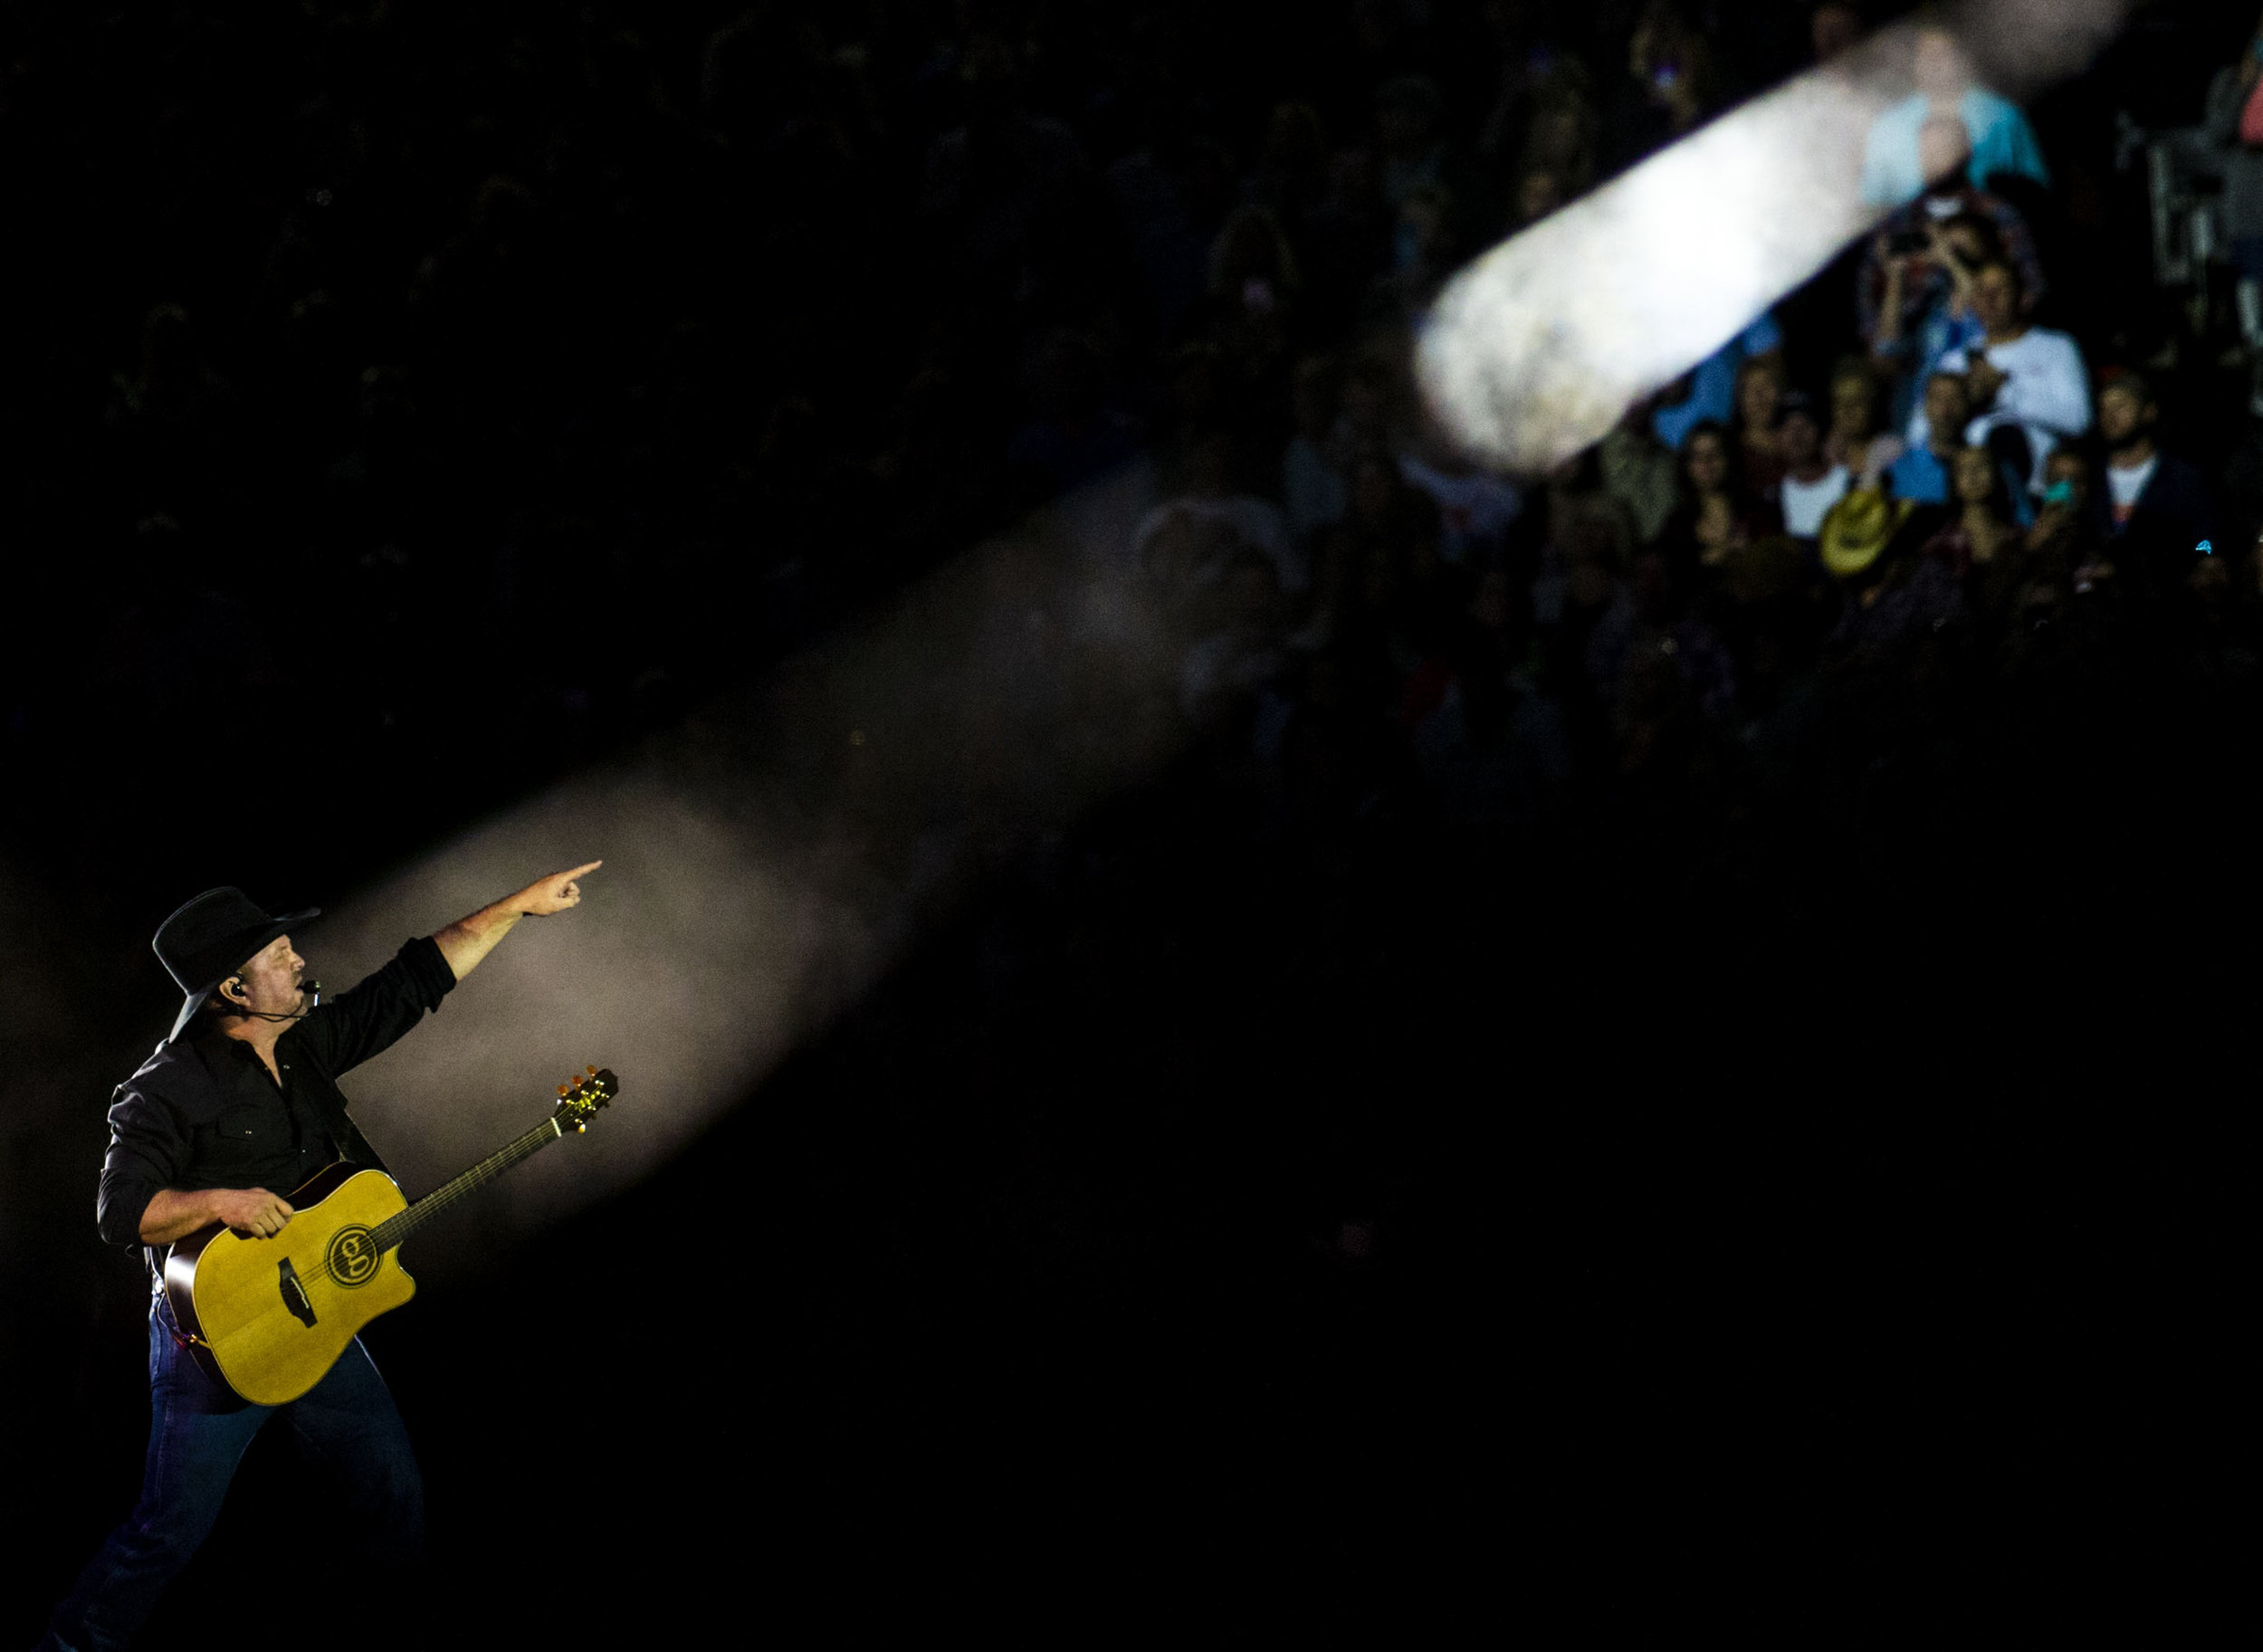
369, 1119, 563, 1254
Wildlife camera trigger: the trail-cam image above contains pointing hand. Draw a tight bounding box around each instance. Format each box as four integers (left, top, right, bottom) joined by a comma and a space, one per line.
517, 862, 603, 917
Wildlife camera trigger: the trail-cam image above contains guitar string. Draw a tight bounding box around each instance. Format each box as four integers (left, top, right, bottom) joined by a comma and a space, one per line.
272, 1078, 610, 1290
293, 1117, 583, 1287
302, 1141, 541, 1284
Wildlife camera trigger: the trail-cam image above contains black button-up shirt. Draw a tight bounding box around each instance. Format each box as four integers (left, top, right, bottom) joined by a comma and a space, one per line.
98, 936, 457, 1259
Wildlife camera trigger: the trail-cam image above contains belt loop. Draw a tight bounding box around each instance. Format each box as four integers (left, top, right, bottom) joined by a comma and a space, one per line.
150, 1264, 191, 1350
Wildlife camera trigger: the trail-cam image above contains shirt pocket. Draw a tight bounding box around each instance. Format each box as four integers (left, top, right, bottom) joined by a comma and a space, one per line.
192, 1103, 289, 1171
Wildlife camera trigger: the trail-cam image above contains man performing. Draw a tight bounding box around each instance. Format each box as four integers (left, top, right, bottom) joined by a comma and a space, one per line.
38, 861, 602, 1652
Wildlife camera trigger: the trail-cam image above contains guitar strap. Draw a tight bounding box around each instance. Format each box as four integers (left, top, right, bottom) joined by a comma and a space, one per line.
298, 1081, 390, 1179
277, 1036, 392, 1179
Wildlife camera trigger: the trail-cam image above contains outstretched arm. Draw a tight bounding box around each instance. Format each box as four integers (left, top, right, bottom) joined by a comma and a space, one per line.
433, 861, 603, 981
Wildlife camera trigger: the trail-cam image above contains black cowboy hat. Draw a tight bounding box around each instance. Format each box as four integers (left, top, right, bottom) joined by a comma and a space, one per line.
153, 887, 320, 1045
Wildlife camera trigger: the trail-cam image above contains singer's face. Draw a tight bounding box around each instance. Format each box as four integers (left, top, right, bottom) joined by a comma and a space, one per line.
237, 934, 308, 1016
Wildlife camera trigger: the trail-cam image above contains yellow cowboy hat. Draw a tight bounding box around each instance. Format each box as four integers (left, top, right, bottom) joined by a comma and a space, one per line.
1819, 486, 1915, 579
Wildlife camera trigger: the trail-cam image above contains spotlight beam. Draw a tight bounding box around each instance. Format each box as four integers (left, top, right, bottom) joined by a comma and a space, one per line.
306, 468, 1186, 1281
1417, 0, 2134, 474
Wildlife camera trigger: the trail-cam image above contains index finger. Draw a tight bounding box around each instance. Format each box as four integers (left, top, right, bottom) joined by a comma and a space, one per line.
559, 860, 604, 879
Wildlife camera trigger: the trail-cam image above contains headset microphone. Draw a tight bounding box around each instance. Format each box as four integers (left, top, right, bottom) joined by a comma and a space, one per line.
234, 979, 324, 1022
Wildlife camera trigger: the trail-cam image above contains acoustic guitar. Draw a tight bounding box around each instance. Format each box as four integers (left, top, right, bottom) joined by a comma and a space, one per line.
164, 1066, 617, 1406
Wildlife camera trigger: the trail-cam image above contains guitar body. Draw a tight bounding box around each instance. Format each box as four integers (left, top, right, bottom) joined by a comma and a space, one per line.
164, 1164, 417, 1407
158, 1067, 616, 1407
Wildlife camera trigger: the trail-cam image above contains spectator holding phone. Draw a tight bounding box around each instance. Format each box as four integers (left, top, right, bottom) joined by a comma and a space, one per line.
1934, 258, 2089, 497
1859, 119, 2044, 441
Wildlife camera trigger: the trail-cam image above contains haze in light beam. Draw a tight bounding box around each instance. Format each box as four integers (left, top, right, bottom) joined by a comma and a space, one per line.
306, 466, 1189, 1283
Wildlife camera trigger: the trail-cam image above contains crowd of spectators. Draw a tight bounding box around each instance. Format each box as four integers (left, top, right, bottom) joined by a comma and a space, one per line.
900, 0, 2263, 1261
1043, 0, 2263, 950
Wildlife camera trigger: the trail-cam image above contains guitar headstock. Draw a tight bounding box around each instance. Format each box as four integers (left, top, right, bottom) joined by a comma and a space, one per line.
553, 1066, 617, 1134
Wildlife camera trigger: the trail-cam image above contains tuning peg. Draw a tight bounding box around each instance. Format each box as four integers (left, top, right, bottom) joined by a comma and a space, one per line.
575, 1122, 587, 1133
559, 1083, 570, 1096
587, 1065, 597, 1075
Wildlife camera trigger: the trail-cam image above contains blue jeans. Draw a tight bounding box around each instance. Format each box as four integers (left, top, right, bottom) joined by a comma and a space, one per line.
41, 1300, 423, 1652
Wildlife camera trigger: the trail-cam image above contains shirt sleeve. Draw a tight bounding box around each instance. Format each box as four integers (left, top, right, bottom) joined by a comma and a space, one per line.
1861, 100, 1922, 208
97, 1084, 187, 1249
1996, 104, 2051, 191
290, 935, 458, 1083
1997, 334, 2091, 437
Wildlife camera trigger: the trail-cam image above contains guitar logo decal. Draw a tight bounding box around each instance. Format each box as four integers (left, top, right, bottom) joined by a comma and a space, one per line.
326, 1226, 379, 1287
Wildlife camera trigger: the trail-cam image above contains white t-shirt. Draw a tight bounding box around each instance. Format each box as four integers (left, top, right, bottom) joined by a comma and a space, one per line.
1781, 465, 1852, 538
1937, 327, 2092, 492
2106, 454, 2158, 526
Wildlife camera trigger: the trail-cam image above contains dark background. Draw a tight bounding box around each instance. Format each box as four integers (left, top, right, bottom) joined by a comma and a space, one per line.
2, 1, 2251, 1641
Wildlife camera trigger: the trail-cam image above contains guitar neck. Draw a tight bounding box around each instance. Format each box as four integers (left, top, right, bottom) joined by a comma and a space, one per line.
369, 1118, 565, 1254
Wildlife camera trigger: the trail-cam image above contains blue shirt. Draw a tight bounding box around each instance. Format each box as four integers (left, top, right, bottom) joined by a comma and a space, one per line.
1890, 445, 1950, 505
1887, 445, 2035, 525
1654, 312, 1783, 451
1895, 305, 1987, 446
1861, 90, 2050, 209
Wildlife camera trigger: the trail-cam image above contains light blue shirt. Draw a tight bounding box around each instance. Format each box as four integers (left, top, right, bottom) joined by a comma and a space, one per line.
1889, 445, 1950, 505
1890, 442, 2036, 525
1897, 305, 1987, 446
1653, 312, 1782, 451
1861, 90, 2050, 209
